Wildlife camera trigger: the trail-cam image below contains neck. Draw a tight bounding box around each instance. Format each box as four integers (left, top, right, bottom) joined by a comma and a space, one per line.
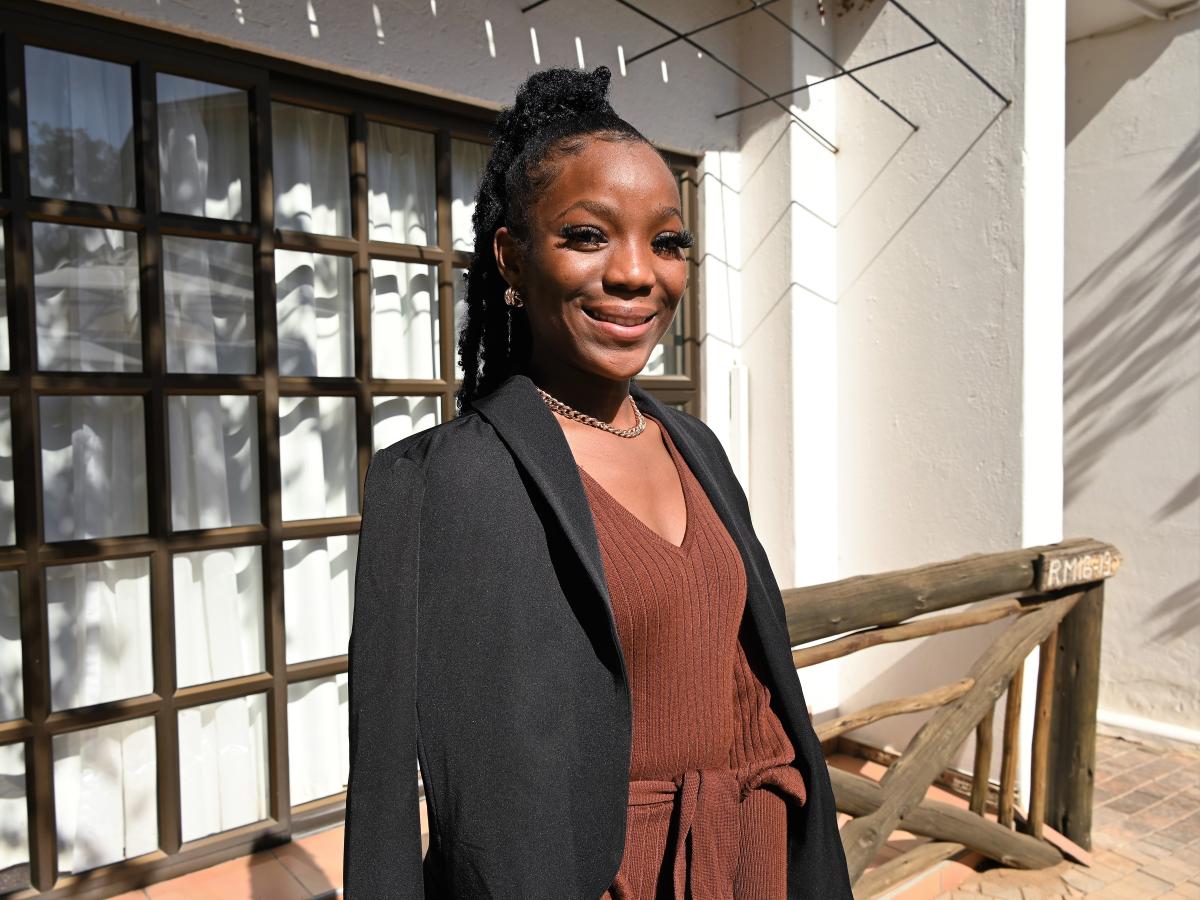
525, 358, 635, 428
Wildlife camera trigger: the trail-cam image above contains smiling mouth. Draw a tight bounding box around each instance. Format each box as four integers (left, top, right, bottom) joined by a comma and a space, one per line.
583, 308, 656, 326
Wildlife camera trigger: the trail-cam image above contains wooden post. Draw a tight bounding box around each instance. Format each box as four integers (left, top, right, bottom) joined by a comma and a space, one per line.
1045, 583, 1105, 849
1027, 631, 1059, 838
970, 705, 995, 815
998, 666, 1023, 828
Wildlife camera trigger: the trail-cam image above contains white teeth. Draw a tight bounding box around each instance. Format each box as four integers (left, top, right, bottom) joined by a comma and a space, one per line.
585, 309, 654, 326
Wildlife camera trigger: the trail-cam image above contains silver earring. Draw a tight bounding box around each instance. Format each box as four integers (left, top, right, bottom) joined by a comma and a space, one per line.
504, 285, 524, 308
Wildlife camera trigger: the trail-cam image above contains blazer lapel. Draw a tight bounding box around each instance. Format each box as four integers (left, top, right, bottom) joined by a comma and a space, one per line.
472, 374, 622, 658
474, 374, 790, 676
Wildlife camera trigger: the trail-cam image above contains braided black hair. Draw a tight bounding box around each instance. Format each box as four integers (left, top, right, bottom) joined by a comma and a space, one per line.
454, 65, 655, 413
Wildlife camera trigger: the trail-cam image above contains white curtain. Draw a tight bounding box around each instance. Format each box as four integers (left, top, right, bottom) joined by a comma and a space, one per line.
372, 395, 440, 452
168, 395, 260, 532
24, 46, 135, 207
163, 236, 255, 375
40, 395, 147, 543
0, 398, 13, 545
33, 223, 141, 373
174, 547, 264, 688
450, 139, 489, 252
177, 694, 268, 843
371, 260, 437, 379
287, 674, 349, 806
272, 103, 350, 236
278, 396, 358, 521
283, 535, 356, 665
0, 571, 18, 722
368, 122, 436, 246
275, 250, 354, 378
157, 73, 250, 221
53, 717, 156, 873
1, 224, 9, 371
46, 559, 153, 713
0, 741, 28, 876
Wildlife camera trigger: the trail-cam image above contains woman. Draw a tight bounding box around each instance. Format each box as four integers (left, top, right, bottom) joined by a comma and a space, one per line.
343, 66, 851, 899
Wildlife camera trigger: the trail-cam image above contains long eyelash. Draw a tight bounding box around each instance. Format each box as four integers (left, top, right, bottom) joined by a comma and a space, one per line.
654, 229, 694, 251
559, 224, 604, 242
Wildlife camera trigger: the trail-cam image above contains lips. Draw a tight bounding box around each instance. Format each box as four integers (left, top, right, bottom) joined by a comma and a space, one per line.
582, 306, 656, 326
581, 304, 658, 340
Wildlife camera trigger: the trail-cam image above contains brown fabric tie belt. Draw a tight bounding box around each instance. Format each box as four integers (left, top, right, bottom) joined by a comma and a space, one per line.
624, 768, 743, 900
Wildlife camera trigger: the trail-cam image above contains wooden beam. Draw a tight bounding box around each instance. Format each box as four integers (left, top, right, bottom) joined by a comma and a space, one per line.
792, 598, 1024, 668
829, 766, 1063, 869
1046, 584, 1105, 849
784, 538, 1104, 646
852, 841, 964, 899
816, 679, 975, 742
970, 705, 995, 815
998, 666, 1024, 829
1027, 630, 1059, 838
838, 594, 1081, 881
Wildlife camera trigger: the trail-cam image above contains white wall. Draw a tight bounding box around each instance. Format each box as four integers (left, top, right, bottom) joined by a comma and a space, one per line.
826, 0, 1057, 784
1065, 14, 1200, 744
41, 0, 741, 154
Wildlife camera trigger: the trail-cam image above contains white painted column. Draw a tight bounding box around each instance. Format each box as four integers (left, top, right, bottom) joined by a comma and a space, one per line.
1017, 0, 1067, 811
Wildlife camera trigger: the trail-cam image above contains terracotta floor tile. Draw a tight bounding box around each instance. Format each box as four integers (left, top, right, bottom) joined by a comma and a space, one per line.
146, 853, 310, 900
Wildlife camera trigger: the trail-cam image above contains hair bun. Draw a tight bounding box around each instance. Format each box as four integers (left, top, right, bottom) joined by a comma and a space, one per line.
493, 66, 615, 148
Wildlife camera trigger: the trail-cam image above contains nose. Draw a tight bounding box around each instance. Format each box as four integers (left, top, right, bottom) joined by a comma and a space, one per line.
603, 238, 657, 296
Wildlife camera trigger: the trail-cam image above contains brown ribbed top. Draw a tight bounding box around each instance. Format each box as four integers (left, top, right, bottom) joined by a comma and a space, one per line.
581, 415, 806, 900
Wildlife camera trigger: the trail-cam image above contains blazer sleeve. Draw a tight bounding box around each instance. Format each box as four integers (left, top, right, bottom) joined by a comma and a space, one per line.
343, 449, 426, 898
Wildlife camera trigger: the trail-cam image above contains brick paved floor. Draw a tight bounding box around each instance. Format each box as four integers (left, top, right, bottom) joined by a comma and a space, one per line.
938, 733, 1200, 899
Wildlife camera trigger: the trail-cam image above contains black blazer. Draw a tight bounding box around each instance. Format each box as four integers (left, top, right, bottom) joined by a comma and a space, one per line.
343, 372, 851, 899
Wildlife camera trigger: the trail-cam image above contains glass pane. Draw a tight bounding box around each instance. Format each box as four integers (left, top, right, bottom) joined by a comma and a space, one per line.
368, 122, 436, 246
372, 395, 439, 451
275, 250, 354, 378
25, 47, 135, 207
46, 557, 152, 712
272, 103, 350, 236
173, 545, 264, 688
157, 73, 251, 221
287, 674, 348, 805
0, 224, 8, 371
178, 692, 268, 842
370, 260, 437, 379
53, 716, 157, 873
283, 535, 356, 664
34, 223, 141, 373
640, 305, 685, 377
451, 139, 488, 252
164, 237, 255, 374
278, 396, 358, 521
0, 742, 29, 890
453, 267, 468, 382
168, 395, 260, 531
40, 395, 148, 542
0, 572, 20, 721
0, 398, 12, 545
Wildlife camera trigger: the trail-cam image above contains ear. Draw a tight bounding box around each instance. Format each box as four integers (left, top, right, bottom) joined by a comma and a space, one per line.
493, 226, 523, 289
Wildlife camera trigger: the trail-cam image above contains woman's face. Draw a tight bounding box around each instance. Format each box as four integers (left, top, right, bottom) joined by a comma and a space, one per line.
494, 136, 691, 384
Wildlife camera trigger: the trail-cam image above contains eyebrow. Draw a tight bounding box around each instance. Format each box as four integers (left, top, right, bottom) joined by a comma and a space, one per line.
553, 199, 685, 224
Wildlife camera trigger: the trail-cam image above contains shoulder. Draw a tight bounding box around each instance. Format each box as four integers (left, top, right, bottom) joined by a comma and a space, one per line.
367, 408, 509, 492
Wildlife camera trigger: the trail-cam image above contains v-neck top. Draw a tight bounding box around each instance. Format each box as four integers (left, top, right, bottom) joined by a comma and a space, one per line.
578, 415, 807, 899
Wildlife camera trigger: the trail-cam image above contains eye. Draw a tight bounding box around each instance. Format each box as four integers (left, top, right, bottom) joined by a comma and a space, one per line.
652, 229, 694, 257
558, 224, 606, 248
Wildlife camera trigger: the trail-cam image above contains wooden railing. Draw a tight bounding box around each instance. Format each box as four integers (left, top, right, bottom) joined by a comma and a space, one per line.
784, 538, 1121, 898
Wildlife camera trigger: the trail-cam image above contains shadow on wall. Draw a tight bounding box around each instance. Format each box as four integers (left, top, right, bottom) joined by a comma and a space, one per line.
1064, 128, 1200, 634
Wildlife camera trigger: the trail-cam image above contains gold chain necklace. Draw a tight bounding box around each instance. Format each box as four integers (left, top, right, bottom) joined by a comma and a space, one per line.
535, 385, 647, 438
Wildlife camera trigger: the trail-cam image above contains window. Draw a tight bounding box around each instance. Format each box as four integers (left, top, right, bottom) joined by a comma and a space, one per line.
0, 5, 699, 896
